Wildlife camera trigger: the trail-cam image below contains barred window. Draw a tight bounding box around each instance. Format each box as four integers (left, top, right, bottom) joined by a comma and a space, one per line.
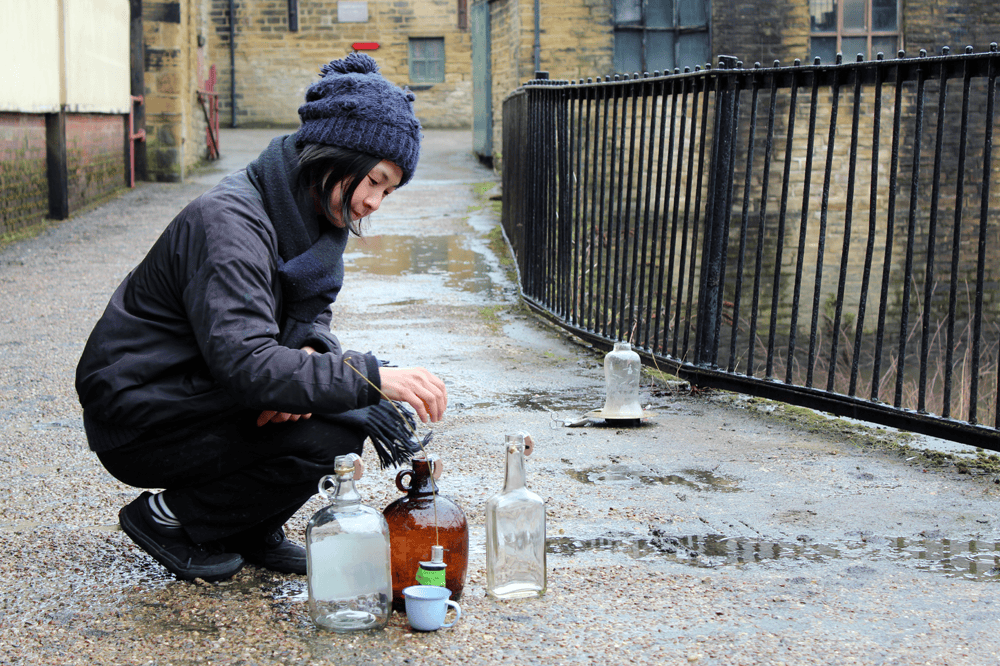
409, 38, 445, 84
810, 0, 900, 62
613, 0, 710, 75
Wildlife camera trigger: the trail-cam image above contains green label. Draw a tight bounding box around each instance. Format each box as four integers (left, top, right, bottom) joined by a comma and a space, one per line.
415, 566, 446, 587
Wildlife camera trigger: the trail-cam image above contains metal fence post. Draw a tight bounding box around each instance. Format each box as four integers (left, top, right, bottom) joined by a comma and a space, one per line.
695, 55, 739, 367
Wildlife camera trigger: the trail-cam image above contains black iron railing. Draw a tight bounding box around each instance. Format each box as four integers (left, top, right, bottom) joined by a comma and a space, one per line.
501, 46, 1000, 448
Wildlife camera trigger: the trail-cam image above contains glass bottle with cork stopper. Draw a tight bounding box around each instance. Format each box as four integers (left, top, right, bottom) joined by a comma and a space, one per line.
485, 432, 547, 599
383, 453, 469, 611
305, 453, 392, 632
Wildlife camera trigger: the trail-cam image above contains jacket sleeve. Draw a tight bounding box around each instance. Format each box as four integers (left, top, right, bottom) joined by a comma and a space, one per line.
180, 196, 380, 415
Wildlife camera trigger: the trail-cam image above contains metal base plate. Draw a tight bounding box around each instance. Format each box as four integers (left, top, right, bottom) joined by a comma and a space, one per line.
585, 409, 655, 421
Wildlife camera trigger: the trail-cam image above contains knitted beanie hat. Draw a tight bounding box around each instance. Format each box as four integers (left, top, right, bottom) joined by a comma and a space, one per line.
297, 53, 422, 186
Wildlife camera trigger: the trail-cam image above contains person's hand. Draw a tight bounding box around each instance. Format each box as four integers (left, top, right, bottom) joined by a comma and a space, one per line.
256, 410, 312, 427
378, 367, 448, 423
256, 346, 318, 427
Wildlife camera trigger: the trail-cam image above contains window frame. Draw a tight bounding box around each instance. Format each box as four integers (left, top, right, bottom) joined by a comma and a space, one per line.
809, 0, 902, 61
612, 0, 710, 75
408, 37, 446, 85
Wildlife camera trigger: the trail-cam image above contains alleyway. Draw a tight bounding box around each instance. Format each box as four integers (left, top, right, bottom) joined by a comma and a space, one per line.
1, 129, 998, 665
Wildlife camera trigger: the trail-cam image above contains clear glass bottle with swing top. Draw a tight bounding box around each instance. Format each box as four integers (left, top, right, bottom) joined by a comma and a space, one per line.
306, 454, 392, 632
485, 433, 547, 599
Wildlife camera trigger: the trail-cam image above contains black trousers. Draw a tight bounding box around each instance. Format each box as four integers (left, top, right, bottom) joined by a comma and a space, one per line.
97, 409, 365, 544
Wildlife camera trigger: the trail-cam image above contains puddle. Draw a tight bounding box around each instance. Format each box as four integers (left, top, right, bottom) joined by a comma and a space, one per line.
547, 532, 1000, 581
481, 389, 600, 413
272, 579, 308, 603
346, 234, 495, 294
566, 466, 741, 492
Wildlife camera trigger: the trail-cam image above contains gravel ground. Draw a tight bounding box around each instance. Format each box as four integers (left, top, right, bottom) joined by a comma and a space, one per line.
2, 129, 999, 665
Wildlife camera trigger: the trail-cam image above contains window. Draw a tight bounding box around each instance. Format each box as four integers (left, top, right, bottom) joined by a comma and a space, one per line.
810, 0, 900, 62
409, 38, 446, 84
458, 0, 468, 30
613, 0, 710, 75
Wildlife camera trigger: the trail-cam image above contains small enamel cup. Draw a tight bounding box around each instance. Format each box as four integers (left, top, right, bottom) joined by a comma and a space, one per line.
403, 585, 462, 631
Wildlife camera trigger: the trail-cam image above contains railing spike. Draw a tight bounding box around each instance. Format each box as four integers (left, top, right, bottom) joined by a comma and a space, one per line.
942, 46, 951, 56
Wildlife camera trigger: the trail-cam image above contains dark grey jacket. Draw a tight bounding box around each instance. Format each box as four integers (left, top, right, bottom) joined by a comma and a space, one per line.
75, 167, 380, 452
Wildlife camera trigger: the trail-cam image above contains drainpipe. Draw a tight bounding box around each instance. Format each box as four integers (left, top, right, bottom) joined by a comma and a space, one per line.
229, 0, 237, 127
533, 0, 540, 72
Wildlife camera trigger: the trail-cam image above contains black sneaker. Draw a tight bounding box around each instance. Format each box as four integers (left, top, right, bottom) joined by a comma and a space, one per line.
224, 526, 306, 575
119, 492, 244, 582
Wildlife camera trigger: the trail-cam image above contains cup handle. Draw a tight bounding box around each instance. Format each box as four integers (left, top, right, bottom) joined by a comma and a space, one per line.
439, 600, 462, 628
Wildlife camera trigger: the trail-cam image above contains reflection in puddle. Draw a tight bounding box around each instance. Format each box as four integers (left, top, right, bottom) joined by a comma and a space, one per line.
565, 466, 741, 492
272, 579, 308, 603
347, 235, 494, 294
547, 532, 1000, 581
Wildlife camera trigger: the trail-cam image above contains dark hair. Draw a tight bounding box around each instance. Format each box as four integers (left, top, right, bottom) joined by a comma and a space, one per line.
295, 143, 382, 236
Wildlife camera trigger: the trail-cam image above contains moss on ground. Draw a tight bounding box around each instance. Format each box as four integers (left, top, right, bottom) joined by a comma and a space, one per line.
1, 221, 49, 250
639, 365, 1000, 479
478, 304, 504, 334
724, 393, 1000, 479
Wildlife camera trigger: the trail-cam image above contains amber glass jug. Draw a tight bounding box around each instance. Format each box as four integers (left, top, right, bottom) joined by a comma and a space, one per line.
382, 454, 469, 611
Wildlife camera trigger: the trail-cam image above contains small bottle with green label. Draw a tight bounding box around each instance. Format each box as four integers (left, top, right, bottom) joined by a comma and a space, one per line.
415, 544, 447, 587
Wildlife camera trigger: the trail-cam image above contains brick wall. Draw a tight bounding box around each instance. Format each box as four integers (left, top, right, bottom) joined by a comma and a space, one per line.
209, 0, 473, 130
538, 0, 613, 81
903, 0, 1000, 54
712, 1, 810, 67
0, 113, 125, 234
65, 115, 126, 213
0, 114, 48, 235
139, 0, 218, 181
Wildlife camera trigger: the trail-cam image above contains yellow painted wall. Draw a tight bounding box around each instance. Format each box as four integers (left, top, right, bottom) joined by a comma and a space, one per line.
1, 2, 62, 112
65, 0, 131, 112
1, 0, 130, 114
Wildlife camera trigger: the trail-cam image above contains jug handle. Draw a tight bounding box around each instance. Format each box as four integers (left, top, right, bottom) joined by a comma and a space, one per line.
395, 469, 414, 492
395, 460, 443, 491
318, 474, 337, 500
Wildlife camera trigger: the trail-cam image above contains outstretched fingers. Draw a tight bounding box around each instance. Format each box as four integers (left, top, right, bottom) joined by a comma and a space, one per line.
378, 367, 448, 423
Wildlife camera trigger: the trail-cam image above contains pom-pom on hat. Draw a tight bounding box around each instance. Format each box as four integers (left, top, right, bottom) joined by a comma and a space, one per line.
297, 53, 422, 186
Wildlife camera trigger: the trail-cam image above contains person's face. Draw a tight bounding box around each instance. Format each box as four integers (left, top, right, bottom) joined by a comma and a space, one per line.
328, 159, 403, 227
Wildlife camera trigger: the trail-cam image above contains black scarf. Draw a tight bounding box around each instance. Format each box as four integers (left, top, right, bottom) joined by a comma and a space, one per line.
245, 135, 420, 468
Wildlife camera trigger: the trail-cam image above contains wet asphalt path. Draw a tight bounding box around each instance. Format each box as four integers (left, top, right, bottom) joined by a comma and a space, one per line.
1, 129, 999, 665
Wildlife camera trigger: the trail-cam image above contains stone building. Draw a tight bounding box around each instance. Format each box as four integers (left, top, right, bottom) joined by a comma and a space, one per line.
3, 0, 999, 232
207, 0, 474, 130
475, 0, 1000, 164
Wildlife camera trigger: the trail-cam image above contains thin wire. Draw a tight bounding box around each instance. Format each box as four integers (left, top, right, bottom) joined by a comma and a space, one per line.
344, 360, 440, 546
